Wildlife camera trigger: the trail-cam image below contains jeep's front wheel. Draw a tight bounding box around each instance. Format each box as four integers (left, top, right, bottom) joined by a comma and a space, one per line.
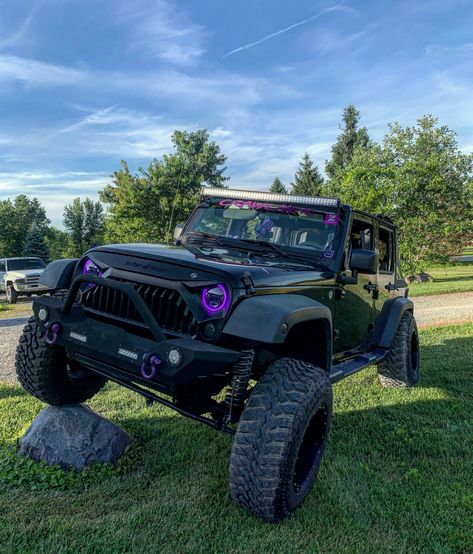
378, 311, 420, 387
16, 317, 106, 405
6, 285, 18, 304
229, 358, 332, 522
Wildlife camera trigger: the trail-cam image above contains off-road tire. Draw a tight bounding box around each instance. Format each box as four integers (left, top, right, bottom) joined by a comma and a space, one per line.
229, 358, 332, 522
378, 311, 420, 387
16, 313, 106, 405
6, 285, 18, 304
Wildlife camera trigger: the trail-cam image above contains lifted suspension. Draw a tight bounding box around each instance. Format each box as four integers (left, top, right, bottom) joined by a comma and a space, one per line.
224, 349, 255, 424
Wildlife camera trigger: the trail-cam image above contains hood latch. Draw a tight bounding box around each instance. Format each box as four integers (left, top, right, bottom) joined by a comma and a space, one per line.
241, 272, 256, 295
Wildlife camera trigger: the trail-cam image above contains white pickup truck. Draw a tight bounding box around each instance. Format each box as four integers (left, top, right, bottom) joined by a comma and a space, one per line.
0, 257, 51, 304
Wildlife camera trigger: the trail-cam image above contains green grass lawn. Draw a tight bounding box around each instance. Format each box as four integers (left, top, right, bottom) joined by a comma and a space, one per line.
408, 262, 473, 297
0, 323, 472, 553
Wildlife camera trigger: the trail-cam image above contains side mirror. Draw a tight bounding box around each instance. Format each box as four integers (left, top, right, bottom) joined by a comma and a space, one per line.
174, 223, 184, 241
350, 249, 379, 275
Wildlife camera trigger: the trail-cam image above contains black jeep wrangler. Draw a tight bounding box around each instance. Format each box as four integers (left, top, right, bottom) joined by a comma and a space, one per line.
16, 188, 420, 522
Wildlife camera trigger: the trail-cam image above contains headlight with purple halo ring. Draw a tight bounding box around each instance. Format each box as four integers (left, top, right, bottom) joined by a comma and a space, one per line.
201, 284, 229, 314
83, 258, 103, 277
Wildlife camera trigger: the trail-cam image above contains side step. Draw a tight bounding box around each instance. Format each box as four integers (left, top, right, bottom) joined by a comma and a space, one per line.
330, 347, 388, 383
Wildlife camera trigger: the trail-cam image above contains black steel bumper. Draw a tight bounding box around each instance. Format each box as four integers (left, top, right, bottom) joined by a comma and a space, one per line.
32, 274, 241, 390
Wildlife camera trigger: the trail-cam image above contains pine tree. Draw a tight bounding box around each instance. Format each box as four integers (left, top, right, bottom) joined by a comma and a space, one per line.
269, 177, 287, 194
291, 153, 324, 196
325, 104, 369, 181
23, 226, 50, 262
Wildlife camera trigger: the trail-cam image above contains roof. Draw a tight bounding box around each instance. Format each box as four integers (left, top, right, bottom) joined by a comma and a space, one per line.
202, 186, 340, 208
2, 257, 43, 261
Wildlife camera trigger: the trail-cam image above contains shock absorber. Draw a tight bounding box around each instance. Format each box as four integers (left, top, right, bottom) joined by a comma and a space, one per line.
224, 349, 255, 424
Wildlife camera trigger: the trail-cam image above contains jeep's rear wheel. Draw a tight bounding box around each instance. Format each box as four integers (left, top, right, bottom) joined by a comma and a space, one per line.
229, 358, 332, 522
6, 285, 18, 304
378, 311, 420, 387
16, 316, 106, 405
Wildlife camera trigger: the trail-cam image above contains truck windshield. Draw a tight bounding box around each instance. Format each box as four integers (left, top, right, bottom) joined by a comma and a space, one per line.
183, 199, 341, 262
7, 259, 46, 271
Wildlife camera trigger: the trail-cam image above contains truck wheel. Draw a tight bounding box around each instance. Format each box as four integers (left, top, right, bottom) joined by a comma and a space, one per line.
6, 285, 18, 304
378, 311, 420, 387
16, 316, 106, 405
229, 358, 332, 522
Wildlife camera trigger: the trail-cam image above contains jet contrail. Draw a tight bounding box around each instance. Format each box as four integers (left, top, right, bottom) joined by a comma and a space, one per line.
222, 1, 348, 59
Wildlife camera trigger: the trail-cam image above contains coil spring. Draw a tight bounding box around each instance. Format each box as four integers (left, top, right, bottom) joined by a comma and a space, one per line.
224, 349, 255, 423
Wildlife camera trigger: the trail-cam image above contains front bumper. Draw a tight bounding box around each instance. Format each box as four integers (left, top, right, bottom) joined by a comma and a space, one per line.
32, 274, 241, 391
14, 283, 49, 293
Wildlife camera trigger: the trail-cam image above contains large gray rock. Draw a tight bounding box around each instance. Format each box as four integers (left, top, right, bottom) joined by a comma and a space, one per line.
19, 404, 132, 470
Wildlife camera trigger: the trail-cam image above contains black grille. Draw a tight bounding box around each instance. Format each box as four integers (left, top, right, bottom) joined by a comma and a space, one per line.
80, 279, 197, 335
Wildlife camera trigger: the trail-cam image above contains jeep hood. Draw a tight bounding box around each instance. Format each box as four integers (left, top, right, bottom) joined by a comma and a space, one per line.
87, 243, 333, 289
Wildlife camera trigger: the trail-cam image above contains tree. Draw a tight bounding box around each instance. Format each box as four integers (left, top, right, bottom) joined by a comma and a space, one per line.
23, 226, 50, 261
269, 177, 287, 194
339, 115, 473, 273
101, 129, 228, 244
63, 198, 105, 257
0, 195, 49, 257
325, 104, 370, 193
291, 153, 324, 196
45, 227, 71, 260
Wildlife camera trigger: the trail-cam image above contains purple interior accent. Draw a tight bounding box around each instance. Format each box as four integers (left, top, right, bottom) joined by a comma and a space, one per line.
324, 213, 339, 225
218, 199, 319, 216
201, 284, 229, 314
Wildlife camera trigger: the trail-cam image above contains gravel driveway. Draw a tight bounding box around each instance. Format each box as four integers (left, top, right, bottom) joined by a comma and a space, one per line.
1, 292, 472, 383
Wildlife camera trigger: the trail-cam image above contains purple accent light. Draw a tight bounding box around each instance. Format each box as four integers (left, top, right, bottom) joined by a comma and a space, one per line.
83, 258, 103, 277
201, 284, 229, 314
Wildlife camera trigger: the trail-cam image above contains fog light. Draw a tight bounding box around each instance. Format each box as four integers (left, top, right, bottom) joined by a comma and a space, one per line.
168, 348, 182, 367
202, 322, 217, 339
37, 307, 49, 322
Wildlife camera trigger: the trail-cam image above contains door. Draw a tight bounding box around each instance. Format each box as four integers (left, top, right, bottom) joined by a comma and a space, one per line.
334, 217, 376, 354
0, 260, 6, 292
375, 225, 404, 315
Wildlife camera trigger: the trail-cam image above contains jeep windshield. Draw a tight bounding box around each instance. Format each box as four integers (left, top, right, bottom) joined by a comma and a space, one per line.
182, 198, 341, 267
7, 258, 46, 271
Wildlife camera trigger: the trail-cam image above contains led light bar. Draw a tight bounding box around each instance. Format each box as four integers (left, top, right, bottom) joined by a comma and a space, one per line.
201, 187, 339, 208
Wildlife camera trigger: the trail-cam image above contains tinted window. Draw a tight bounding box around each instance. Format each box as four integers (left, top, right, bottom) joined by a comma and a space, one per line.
0, 261, 5, 272
378, 228, 394, 272
7, 259, 46, 271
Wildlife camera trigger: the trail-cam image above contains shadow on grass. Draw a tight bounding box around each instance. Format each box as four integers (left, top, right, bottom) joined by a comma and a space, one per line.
0, 384, 28, 401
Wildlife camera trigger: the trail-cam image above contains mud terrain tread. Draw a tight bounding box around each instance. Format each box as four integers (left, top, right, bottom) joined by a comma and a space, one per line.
15, 297, 106, 404
229, 357, 332, 522
378, 311, 420, 387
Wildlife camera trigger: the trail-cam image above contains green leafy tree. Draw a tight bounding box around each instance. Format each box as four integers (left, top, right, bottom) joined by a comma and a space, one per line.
339, 115, 473, 272
23, 226, 50, 262
0, 195, 49, 257
291, 153, 324, 196
45, 227, 71, 260
269, 177, 287, 194
63, 198, 105, 257
101, 129, 228, 243
325, 105, 370, 194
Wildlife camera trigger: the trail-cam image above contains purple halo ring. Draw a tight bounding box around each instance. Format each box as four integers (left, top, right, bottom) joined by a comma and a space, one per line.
201, 284, 229, 314
83, 258, 103, 277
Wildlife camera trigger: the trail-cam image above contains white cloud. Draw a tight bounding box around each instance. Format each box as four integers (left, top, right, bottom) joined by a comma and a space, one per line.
0, 55, 85, 86
117, 0, 207, 66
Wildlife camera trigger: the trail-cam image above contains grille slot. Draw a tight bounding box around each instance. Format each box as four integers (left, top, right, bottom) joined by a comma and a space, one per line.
80, 278, 197, 335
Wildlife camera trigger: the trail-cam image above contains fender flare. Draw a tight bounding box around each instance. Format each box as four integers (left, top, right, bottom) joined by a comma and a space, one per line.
39, 259, 78, 290
373, 296, 414, 348
223, 294, 332, 344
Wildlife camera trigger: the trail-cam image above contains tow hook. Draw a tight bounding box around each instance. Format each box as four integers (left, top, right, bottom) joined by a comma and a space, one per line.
141, 353, 162, 380
43, 322, 61, 345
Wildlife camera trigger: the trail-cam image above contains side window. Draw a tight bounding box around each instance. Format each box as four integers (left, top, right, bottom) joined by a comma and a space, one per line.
0, 260, 5, 272
349, 219, 373, 250
378, 228, 394, 272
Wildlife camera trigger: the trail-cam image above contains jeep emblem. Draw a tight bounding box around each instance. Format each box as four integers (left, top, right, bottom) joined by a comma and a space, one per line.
190, 272, 198, 279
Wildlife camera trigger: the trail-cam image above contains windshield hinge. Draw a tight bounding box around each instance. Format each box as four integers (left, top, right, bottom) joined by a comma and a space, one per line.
241, 272, 256, 295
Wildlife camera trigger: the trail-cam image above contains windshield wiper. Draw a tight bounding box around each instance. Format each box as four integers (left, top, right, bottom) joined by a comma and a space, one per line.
182, 231, 224, 246
233, 238, 289, 258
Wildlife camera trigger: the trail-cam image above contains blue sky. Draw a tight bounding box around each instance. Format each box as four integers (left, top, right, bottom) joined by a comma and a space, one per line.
0, 0, 472, 226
